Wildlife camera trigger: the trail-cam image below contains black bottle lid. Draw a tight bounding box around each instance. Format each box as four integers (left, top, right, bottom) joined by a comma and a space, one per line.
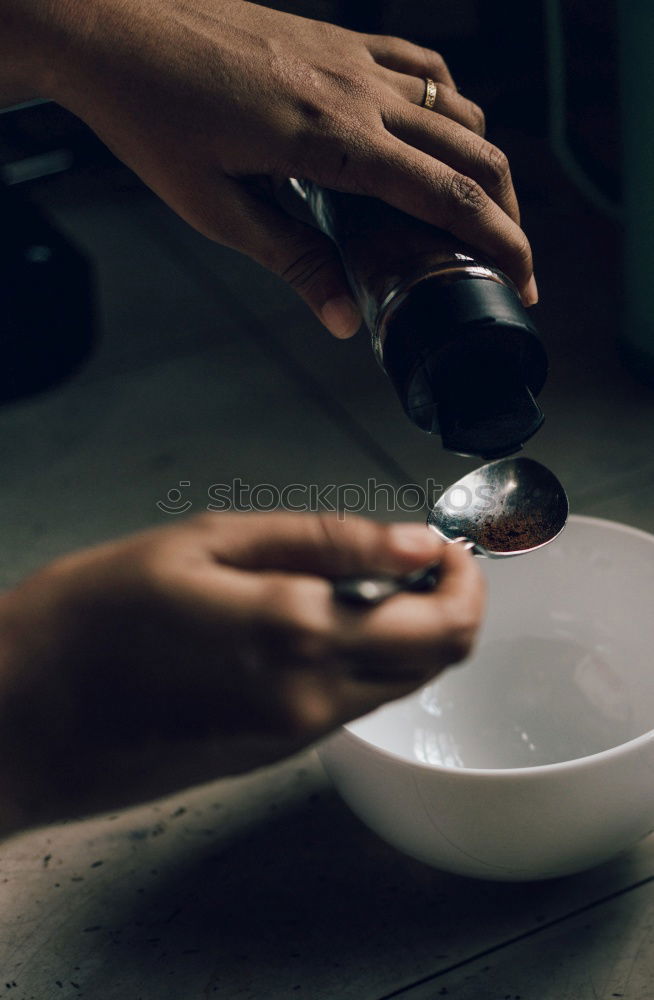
381, 272, 547, 459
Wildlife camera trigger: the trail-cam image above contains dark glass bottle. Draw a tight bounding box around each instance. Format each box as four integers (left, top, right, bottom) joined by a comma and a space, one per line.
295, 182, 547, 459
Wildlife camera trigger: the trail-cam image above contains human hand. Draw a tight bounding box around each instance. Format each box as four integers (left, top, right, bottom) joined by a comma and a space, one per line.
0, 512, 484, 833
12, 0, 536, 336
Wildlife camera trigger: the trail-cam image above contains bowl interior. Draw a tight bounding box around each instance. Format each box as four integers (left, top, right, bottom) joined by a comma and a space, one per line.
348, 516, 654, 769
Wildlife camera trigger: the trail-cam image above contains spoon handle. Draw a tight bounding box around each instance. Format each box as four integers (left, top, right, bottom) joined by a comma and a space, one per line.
333, 563, 441, 607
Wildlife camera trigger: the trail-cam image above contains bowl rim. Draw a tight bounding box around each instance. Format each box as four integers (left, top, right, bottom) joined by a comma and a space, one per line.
334, 722, 654, 779
338, 513, 654, 779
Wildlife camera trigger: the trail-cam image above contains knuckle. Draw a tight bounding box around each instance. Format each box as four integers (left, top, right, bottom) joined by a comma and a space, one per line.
340, 69, 373, 102
480, 143, 510, 187
467, 100, 486, 135
447, 173, 487, 216
376, 34, 406, 56
286, 84, 365, 156
429, 49, 449, 77
301, 102, 351, 138
264, 581, 332, 664
294, 66, 375, 133
380, 36, 449, 77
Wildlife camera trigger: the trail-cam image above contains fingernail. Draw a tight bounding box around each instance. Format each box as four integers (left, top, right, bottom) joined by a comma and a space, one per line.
389, 522, 441, 555
321, 296, 362, 339
523, 274, 539, 307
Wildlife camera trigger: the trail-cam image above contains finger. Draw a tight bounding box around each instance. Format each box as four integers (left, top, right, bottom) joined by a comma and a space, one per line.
193, 512, 445, 578
366, 34, 457, 89
382, 102, 519, 224
323, 544, 485, 724
338, 542, 485, 663
351, 135, 534, 302
379, 71, 485, 136
201, 177, 361, 339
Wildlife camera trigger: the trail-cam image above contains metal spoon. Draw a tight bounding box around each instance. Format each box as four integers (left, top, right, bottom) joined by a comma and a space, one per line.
333, 458, 568, 607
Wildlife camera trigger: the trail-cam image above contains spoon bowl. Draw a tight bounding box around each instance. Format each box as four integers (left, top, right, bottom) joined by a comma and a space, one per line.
428, 457, 569, 557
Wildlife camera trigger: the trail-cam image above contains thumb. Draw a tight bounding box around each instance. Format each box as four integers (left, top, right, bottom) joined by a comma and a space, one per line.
218, 178, 361, 339
201, 512, 445, 578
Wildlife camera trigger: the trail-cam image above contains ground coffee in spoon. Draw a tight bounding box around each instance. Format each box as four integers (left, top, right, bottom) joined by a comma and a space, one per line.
475, 511, 551, 552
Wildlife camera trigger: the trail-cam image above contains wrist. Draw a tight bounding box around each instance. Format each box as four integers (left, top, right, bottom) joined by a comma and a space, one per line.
2, 2, 47, 102
1, 0, 95, 105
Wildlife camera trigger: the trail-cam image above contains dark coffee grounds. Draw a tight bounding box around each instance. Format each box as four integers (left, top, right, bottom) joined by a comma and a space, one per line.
475, 512, 549, 552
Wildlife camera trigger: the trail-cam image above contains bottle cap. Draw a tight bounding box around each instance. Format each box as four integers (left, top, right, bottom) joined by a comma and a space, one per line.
381, 273, 547, 458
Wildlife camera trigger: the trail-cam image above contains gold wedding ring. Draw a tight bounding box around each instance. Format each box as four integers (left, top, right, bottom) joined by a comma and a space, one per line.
422, 77, 438, 110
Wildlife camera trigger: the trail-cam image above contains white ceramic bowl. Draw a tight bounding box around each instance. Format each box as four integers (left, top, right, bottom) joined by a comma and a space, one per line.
320, 515, 654, 880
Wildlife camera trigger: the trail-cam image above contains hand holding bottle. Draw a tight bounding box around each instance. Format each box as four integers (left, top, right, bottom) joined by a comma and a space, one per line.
3, 0, 537, 337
